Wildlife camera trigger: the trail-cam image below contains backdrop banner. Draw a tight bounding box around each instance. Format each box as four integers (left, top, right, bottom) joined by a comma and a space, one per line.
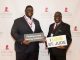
0, 0, 80, 60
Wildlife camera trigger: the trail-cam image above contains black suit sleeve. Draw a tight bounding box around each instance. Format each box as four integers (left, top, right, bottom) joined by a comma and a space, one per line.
36, 20, 44, 43
64, 25, 72, 49
37, 21, 43, 33
47, 24, 52, 37
46, 24, 52, 49
33, 19, 43, 33
11, 20, 24, 43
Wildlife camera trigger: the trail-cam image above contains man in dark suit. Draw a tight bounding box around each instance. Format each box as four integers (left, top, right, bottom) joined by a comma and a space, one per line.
11, 5, 43, 60
47, 11, 72, 60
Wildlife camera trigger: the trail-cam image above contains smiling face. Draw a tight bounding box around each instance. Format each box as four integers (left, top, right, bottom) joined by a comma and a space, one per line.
25, 5, 33, 19
54, 12, 62, 23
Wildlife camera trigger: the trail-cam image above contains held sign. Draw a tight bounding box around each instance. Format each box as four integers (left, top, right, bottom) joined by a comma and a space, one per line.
24, 33, 45, 42
46, 35, 67, 48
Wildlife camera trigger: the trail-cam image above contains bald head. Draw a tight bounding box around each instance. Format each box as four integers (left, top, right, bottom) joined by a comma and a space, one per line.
54, 11, 62, 17
54, 11, 62, 23
25, 5, 33, 19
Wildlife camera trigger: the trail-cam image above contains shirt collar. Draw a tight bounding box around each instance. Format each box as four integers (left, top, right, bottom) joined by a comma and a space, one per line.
24, 15, 33, 21
55, 22, 61, 25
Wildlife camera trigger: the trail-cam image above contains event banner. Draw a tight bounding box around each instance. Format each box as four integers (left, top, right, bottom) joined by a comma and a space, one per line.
24, 33, 45, 42
46, 35, 67, 48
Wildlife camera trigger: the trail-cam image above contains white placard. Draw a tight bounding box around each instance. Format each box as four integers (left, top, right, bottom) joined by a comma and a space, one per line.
46, 35, 67, 48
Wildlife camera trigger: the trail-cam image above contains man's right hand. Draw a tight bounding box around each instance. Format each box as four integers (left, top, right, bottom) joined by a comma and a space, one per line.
22, 40, 30, 45
56, 46, 65, 49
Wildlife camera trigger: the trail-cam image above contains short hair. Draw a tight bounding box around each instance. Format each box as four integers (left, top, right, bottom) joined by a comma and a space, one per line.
54, 11, 62, 17
25, 5, 33, 11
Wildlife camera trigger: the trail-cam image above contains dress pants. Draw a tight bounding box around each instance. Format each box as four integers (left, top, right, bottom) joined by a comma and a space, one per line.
49, 48, 66, 60
50, 52, 66, 60
16, 51, 39, 60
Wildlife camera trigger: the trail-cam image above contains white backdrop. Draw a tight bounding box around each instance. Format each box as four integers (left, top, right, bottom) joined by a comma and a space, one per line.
0, 0, 80, 60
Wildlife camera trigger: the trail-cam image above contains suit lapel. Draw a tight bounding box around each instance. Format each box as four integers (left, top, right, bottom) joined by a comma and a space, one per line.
53, 22, 63, 34
22, 17, 33, 33
33, 19, 37, 33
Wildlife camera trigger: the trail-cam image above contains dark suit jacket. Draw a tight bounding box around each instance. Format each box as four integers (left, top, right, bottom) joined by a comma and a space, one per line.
47, 22, 72, 55
11, 16, 43, 53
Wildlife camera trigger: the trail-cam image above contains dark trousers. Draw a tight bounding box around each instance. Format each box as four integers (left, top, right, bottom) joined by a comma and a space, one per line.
16, 51, 39, 60
50, 51, 66, 60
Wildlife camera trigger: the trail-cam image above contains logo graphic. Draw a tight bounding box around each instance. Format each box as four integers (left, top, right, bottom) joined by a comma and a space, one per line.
45, 7, 48, 12
74, 26, 78, 31
6, 45, 9, 50
0, 44, 13, 56
64, 7, 68, 12
4, 7, 9, 12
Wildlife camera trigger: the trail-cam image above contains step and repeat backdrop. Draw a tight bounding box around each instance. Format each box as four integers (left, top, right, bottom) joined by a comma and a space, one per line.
0, 0, 80, 60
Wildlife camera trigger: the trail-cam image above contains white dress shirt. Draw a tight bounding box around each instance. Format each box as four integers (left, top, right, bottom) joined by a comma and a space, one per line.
54, 22, 61, 29
24, 15, 35, 32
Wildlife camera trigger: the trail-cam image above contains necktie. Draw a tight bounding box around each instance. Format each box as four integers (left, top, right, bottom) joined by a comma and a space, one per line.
56, 24, 58, 28
28, 20, 32, 28
54, 24, 58, 29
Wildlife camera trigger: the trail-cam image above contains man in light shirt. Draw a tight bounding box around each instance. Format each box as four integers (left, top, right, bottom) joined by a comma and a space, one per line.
11, 5, 43, 60
47, 11, 72, 60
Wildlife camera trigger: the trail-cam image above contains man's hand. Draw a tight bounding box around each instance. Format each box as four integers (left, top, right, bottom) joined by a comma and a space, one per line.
56, 46, 65, 49
22, 40, 30, 45
39, 36, 46, 43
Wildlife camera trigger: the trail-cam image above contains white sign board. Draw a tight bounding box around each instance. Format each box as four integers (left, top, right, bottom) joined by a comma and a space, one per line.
46, 35, 67, 48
